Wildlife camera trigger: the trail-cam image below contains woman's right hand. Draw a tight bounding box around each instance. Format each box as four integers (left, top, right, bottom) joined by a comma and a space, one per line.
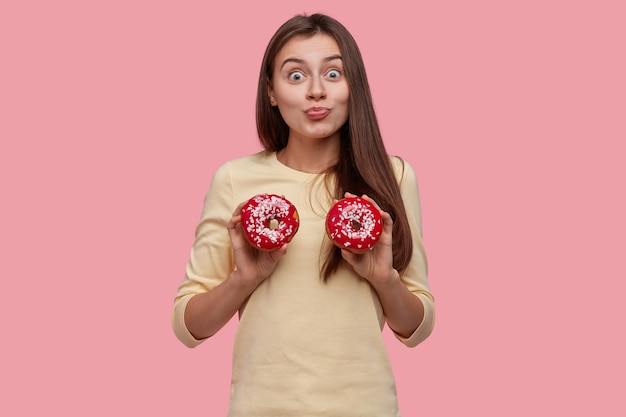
227, 201, 288, 287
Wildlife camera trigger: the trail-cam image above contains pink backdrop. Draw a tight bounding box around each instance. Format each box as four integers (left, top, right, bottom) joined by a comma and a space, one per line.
2, 1, 624, 415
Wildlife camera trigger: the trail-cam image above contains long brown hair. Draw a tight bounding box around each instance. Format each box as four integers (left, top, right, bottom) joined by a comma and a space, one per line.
256, 13, 413, 280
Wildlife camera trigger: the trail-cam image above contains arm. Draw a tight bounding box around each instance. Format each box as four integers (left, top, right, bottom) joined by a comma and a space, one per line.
183, 205, 288, 341
340, 159, 435, 346
172, 164, 287, 347
340, 204, 425, 339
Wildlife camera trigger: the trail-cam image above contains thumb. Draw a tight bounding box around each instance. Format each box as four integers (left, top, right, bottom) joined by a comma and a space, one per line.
270, 243, 289, 262
340, 248, 357, 266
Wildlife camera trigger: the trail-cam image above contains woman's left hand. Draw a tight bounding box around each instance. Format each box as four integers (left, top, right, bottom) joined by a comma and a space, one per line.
339, 193, 397, 284
340, 193, 426, 339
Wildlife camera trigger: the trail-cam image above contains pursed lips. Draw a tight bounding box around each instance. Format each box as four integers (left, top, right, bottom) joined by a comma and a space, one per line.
305, 107, 330, 120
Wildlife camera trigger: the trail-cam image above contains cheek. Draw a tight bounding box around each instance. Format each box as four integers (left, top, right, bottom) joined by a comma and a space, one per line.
337, 88, 350, 116
336, 84, 350, 106
274, 91, 300, 110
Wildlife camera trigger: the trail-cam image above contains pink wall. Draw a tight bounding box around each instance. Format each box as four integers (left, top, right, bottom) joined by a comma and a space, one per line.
2, 1, 624, 415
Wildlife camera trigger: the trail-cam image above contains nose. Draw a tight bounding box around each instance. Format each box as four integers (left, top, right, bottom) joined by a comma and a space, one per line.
308, 77, 326, 100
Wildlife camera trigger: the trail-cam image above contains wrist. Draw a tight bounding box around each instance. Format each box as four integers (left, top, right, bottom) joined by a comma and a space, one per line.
229, 268, 263, 292
370, 268, 400, 290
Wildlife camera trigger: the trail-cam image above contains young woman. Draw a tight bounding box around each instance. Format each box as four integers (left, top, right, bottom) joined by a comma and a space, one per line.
172, 13, 435, 416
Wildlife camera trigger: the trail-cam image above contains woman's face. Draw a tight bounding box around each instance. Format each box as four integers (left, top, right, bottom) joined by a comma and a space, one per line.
269, 33, 349, 143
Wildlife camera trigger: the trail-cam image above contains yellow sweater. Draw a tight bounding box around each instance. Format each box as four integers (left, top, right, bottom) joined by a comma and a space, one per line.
172, 151, 435, 416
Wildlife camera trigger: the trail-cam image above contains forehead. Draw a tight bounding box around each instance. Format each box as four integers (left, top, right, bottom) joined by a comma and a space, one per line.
275, 33, 341, 66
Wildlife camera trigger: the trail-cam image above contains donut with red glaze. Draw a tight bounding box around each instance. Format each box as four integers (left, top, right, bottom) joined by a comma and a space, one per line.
240, 194, 299, 250
326, 196, 383, 252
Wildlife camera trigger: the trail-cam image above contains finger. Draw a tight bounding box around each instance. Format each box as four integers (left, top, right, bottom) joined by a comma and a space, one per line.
340, 248, 357, 265
273, 243, 288, 260
360, 194, 383, 212
232, 200, 248, 216
227, 214, 242, 230
381, 210, 394, 227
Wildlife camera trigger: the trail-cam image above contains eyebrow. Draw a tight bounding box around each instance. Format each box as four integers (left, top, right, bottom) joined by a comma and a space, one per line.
279, 54, 343, 70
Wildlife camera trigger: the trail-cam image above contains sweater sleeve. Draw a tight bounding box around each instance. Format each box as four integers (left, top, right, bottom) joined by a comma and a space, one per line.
172, 162, 235, 348
390, 157, 436, 348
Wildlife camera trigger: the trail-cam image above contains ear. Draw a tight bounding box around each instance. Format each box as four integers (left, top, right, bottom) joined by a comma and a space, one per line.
267, 86, 277, 106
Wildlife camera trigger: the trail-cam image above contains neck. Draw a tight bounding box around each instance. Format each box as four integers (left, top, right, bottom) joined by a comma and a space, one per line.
277, 139, 339, 174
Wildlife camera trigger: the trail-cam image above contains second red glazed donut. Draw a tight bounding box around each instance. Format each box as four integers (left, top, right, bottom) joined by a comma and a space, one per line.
326, 196, 383, 252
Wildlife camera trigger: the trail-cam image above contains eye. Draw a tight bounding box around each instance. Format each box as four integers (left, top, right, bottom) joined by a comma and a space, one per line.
327, 69, 341, 79
288, 71, 304, 81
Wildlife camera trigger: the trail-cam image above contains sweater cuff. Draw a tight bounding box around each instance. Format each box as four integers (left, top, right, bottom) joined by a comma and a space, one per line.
172, 294, 207, 348
393, 292, 435, 347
